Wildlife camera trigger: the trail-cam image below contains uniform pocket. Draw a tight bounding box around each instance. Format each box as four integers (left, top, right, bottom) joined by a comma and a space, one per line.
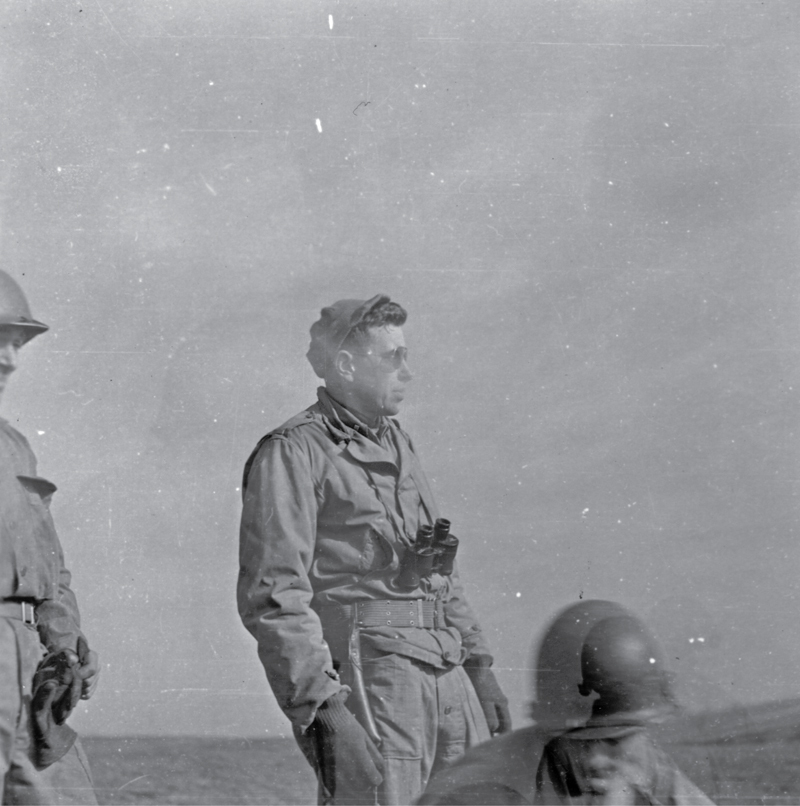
362, 651, 426, 760
313, 527, 397, 578
17, 475, 57, 507
12, 475, 59, 595
358, 529, 396, 574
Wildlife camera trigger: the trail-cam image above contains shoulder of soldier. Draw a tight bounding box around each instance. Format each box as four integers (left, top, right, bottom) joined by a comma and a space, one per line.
420, 726, 547, 805
0, 418, 35, 460
241, 405, 326, 491
268, 407, 323, 440
645, 741, 716, 805
0, 417, 30, 444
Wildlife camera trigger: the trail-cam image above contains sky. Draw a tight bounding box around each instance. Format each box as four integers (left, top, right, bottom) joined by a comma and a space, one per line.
0, 0, 798, 737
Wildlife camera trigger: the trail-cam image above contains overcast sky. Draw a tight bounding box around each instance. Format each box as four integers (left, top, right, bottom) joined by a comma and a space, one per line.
1, 1, 798, 737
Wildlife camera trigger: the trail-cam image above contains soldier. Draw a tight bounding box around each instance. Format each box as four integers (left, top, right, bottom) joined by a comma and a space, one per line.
0, 271, 99, 804
534, 613, 714, 804
238, 295, 511, 805
419, 601, 714, 805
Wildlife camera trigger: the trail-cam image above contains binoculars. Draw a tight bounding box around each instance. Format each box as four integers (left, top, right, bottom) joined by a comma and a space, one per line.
395, 518, 460, 590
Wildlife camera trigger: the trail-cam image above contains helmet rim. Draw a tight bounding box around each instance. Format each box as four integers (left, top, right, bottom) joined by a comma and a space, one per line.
0, 271, 49, 342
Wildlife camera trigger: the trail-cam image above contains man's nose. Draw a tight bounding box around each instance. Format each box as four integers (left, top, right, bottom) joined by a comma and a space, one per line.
0, 344, 18, 371
398, 359, 412, 382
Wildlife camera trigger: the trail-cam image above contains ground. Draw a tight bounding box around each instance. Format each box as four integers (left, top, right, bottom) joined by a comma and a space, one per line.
83, 737, 316, 805
83, 734, 800, 805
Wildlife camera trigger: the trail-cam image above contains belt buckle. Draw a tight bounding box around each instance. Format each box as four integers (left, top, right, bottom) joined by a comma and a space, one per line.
354, 601, 366, 627
432, 599, 442, 630
21, 602, 36, 626
413, 599, 424, 628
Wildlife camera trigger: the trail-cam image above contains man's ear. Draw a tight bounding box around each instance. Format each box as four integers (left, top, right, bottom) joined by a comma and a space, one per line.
333, 349, 356, 382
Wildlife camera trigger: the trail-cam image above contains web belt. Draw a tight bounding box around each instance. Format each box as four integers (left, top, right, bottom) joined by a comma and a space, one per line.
323, 599, 445, 629
0, 600, 37, 625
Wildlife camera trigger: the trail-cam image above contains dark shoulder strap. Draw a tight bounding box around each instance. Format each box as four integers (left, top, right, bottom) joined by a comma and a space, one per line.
241, 409, 317, 495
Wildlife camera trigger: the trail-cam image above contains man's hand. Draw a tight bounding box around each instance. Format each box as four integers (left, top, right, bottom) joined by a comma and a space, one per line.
305, 691, 383, 803
463, 654, 512, 736
32, 649, 81, 725
76, 636, 100, 700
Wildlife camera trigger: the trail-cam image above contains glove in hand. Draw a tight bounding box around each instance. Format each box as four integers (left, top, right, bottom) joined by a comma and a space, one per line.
75, 638, 101, 700
32, 640, 85, 725
463, 653, 512, 736
30, 637, 91, 768
300, 691, 384, 803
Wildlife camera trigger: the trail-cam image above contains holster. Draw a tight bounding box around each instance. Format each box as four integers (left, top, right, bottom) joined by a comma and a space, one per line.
346, 619, 382, 747
316, 606, 382, 747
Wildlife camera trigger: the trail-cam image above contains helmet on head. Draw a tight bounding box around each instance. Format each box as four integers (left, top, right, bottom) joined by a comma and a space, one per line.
0, 271, 48, 342
578, 614, 676, 719
529, 600, 633, 730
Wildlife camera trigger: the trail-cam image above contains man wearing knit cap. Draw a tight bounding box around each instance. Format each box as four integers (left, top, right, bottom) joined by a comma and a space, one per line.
0, 270, 99, 804
238, 295, 510, 805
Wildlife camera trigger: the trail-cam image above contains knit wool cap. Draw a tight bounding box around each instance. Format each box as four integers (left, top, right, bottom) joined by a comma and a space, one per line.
306, 294, 390, 378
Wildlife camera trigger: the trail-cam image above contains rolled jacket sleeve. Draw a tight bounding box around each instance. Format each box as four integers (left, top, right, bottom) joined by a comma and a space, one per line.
36, 549, 85, 654
237, 435, 342, 730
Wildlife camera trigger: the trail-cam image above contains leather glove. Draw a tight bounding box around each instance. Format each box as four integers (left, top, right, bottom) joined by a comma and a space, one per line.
76, 643, 101, 700
463, 654, 512, 736
301, 691, 384, 803
33, 638, 87, 725
30, 637, 91, 768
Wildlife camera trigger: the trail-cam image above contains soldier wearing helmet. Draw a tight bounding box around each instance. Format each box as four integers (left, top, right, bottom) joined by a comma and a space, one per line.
419, 601, 714, 805
0, 271, 99, 804
535, 613, 712, 804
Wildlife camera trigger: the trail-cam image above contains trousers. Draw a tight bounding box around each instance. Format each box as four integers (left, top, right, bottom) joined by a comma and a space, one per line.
0, 618, 96, 805
310, 650, 490, 806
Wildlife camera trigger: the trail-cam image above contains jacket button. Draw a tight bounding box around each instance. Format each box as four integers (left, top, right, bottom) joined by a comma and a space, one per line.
19, 566, 27, 577
444, 706, 452, 715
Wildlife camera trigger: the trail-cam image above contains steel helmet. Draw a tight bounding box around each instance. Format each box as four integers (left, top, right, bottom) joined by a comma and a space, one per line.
0, 271, 48, 342
579, 614, 676, 719
529, 600, 633, 730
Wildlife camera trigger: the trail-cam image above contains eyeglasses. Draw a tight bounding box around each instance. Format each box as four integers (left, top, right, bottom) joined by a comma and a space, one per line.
352, 346, 409, 372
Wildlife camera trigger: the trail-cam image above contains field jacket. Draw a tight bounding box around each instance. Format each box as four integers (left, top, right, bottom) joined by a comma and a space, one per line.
0, 418, 84, 653
238, 387, 492, 729
536, 724, 715, 805
420, 725, 714, 805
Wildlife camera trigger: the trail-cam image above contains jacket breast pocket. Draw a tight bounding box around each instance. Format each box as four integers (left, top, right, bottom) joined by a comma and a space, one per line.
357, 528, 396, 574
17, 475, 58, 508
13, 475, 59, 595
313, 526, 397, 578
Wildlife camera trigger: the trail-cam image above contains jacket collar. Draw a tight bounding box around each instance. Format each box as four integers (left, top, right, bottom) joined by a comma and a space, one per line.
316, 387, 391, 444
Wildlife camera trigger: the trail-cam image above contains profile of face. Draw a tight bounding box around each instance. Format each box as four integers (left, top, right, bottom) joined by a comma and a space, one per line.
0, 327, 24, 405
336, 324, 413, 422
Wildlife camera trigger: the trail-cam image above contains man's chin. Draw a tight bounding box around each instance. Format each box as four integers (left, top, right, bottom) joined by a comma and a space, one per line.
380, 401, 403, 417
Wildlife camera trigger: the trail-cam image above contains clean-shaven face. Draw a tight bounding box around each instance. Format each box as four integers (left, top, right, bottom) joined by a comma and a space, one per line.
0, 327, 24, 405
348, 325, 413, 420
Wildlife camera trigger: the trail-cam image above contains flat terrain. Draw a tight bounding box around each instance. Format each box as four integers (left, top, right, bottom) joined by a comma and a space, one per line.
83, 737, 317, 805
83, 734, 800, 805
667, 739, 800, 805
